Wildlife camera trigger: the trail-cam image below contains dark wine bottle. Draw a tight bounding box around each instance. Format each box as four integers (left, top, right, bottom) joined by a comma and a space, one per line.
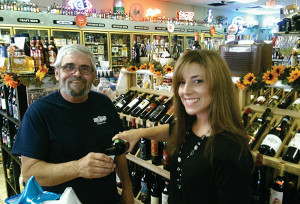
258, 115, 291, 157
139, 96, 166, 119
160, 105, 174, 124
242, 107, 251, 128
105, 139, 129, 156
140, 168, 150, 203
121, 116, 129, 131
277, 91, 294, 109
131, 94, 156, 117
130, 118, 139, 155
114, 91, 137, 112
122, 93, 147, 114
150, 173, 159, 204
251, 153, 268, 204
162, 142, 170, 171
151, 138, 159, 165
269, 162, 286, 204
7, 87, 13, 117
282, 129, 300, 164
139, 119, 150, 160
1, 86, 6, 111
247, 108, 271, 148
112, 90, 132, 106
265, 89, 283, 108
161, 179, 169, 204
131, 163, 140, 197
132, 35, 140, 63
253, 88, 271, 106
192, 32, 201, 50
148, 98, 172, 122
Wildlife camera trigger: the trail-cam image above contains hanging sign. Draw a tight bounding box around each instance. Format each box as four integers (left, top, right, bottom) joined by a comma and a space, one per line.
174, 28, 185, 32
112, 24, 128, 29
53, 20, 75, 25
86, 22, 105, 27
155, 27, 167, 31
134, 26, 149, 30
75, 14, 87, 27
17, 18, 40, 23
176, 10, 194, 21
168, 23, 175, 33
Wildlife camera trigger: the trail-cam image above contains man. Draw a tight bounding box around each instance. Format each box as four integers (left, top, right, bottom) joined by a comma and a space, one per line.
12, 44, 134, 204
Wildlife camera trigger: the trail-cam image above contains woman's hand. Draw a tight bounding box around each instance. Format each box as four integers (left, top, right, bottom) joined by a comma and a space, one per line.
113, 129, 143, 153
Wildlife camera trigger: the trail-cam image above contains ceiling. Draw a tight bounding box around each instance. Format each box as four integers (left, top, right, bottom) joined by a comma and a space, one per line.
160, 0, 299, 14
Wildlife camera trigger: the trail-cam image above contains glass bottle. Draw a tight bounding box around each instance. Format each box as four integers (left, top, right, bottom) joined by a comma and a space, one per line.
113, 0, 124, 15
160, 105, 174, 124
277, 91, 294, 109
132, 35, 140, 63
104, 139, 129, 156
130, 163, 140, 197
269, 162, 286, 204
192, 32, 201, 50
264, 89, 283, 108
282, 129, 300, 164
43, 36, 50, 68
148, 98, 173, 122
161, 179, 169, 204
48, 36, 58, 72
200, 32, 207, 49
114, 90, 137, 112
34, 36, 45, 69
242, 107, 251, 128
140, 168, 150, 203
150, 173, 159, 204
139, 119, 151, 160
171, 35, 180, 61
289, 96, 300, 111
122, 93, 147, 114
1, 86, 6, 111
7, 37, 19, 73
253, 88, 271, 106
11, 49, 35, 74
162, 141, 170, 170
131, 94, 156, 117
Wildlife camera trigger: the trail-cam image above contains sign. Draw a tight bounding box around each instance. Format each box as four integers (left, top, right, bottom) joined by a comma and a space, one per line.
112, 24, 128, 29
167, 23, 175, 33
134, 26, 149, 30
155, 27, 167, 31
174, 28, 185, 32
228, 24, 238, 35
17, 18, 40, 23
266, 0, 276, 7
75, 14, 87, 27
67, 0, 92, 10
86, 22, 105, 27
53, 20, 75, 25
187, 29, 197, 32
209, 27, 215, 35
176, 10, 194, 21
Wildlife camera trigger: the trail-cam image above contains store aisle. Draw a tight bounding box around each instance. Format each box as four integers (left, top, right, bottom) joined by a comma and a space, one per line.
0, 162, 6, 204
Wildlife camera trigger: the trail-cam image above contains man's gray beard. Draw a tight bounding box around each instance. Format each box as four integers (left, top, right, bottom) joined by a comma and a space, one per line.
59, 75, 92, 97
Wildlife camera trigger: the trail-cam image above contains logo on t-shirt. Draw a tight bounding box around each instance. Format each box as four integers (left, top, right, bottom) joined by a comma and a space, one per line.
93, 116, 107, 125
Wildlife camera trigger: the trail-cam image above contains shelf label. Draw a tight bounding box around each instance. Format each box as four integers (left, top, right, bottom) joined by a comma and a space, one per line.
53, 20, 75, 25
17, 18, 40, 23
112, 24, 128, 29
155, 27, 167, 31
187, 29, 197, 32
86, 22, 105, 27
134, 26, 149, 30
174, 28, 185, 32
0, 17, 3, 21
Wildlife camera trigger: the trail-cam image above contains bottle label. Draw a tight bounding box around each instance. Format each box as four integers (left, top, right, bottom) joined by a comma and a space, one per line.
246, 123, 261, 137
150, 196, 159, 204
163, 149, 170, 165
139, 100, 150, 109
161, 193, 169, 204
261, 134, 282, 153
151, 140, 158, 156
269, 189, 283, 204
287, 134, 300, 150
256, 96, 266, 104
140, 143, 147, 159
1, 98, 6, 110
126, 98, 139, 109
141, 181, 148, 194
271, 95, 279, 100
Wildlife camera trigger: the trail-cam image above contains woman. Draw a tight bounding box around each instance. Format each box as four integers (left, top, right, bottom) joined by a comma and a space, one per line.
113, 50, 254, 204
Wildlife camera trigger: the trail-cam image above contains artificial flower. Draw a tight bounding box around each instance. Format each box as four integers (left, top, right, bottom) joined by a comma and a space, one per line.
139, 63, 148, 70
149, 62, 155, 74
155, 71, 163, 77
235, 80, 247, 91
287, 68, 300, 83
243, 73, 257, 85
262, 70, 278, 85
128, 65, 138, 73
272, 65, 285, 76
4, 74, 18, 88
164, 65, 174, 74
35, 65, 49, 81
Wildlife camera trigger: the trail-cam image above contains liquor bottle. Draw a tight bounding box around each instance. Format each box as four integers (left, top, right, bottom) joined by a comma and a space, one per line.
161, 179, 169, 204
113, 0, 124, 14
162, 142, 170, 171
122, 93, 147, 114
34, 36, 45, 69
282, 129, 300, 164
150, 173, 159, 204
114, 91, 137, 112
170, 35, 180, 61
140, 168, 150, 203
247, 108, 271, 148
48, 36, 58, 72
277, 91, 294, 109
105, 139, 129, 156
253, 88, 271, 106
139, 96, 166, 119
269, 162, 286, 204
149, 98, 173, 122
258, 116, 291, 157
7, 87, 13, 117
242, 107, 251, 128
12, 88, 18, 121
192, 32, 201, 50
10, 49, 35, 74
131, 163, 140, 197
1, 86, 6, 111
160, 105, 174, 124
132, 35, 140, 63
43, 36, 50, 68
289, 96, 300, 111
131, 94, 156, 117
20, 33, 30, 56
130, 118, 139, 155
7, 37, 19, 72
251, 153, 268, 204
30, 36, 36, 63
265, 89, 283, 108
283, 173, 298, 204
200, 32, 207, 49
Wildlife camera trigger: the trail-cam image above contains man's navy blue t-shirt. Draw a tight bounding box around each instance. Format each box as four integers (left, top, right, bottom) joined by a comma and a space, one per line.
12, 90, 123, 204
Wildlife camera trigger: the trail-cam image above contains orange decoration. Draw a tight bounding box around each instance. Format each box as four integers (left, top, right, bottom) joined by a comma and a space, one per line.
75, 14, 87, 27
209, 27, 215, 35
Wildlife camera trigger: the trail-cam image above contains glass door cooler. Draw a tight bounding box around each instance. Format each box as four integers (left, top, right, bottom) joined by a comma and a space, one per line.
170, 34, 184, 57
132, 33, 151, 63
152, 34, 169, 62
0, 27, 12, 45
185, 34, 195, 51
13, 27, 50, 42
51, 29, 81, 50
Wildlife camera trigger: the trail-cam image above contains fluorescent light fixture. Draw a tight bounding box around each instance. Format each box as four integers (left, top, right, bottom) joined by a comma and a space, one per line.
234, 0, 258, 3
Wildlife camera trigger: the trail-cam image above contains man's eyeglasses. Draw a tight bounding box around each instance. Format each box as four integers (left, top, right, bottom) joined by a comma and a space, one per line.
60, 64, 94, 75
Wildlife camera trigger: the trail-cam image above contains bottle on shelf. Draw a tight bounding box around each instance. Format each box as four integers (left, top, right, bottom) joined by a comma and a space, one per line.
130, 118, 139, 155
258, 115, 291, 157
139, 95, 166, 119
122, 93, 147, 115
140, 167, 150, 203
264, 89, 283, 108
10, 49, 35, 74
121, 116, 129, 131
253, 88, 272, 106
277, 91, 294, 109
114, 90, 137, 112
200, 32, 206, 49
269, 162, 286, 204
7, 87, 13, 117
148, 98, 173, 122
130, 163, 140, 197
104, 139, 129, 156
151, 122, 161, 165
43, 36, 50, 68
162, 141, 170, 171
289, 96, 300, 111
48, 36, 58, 72
160, 105, 174, 124
20, 33, 30, 57
247, 108, 271, 148
161, 179, 169, 204
12, 88, 18, 121
112, 90, 132, 106
131, 94, 156, 117
251, 153, 268, 204
132, 35, 140, 63
192, 32, 201, 50
242, 107, 251, 128
7, 37, 19, 72
282, 129, 300, 164
34, 36, 45, 69
30, 36, 36, 64
170, 35, 180, 61
1, 85, 6, 111
139, 119, 151, 160
150, 173, 159, 204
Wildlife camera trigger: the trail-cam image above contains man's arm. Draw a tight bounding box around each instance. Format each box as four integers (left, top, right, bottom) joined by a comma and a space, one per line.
114, 154, 134, 204
21, 152, 116, 186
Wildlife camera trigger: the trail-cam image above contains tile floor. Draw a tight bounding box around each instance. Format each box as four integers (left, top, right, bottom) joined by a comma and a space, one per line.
0, 162, 7, 204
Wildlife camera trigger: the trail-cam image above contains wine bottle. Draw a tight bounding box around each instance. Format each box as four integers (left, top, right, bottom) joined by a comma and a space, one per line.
150, 173, 159, 204
148, 98, 173, 122
131, 94, 156, 117
114, 91, 137, 112
162, 142, 170, 171
265, 89, 283, 108
7, 87, 13, 117
253, 88, 271, 106
140, 168, 150, 203
289, 97, 300, 111
12, 87, 18, 121
122, 93, 147, 114
242, 107, 251, 128
104, 139, 129, 156
151, 138, 159, 165
277, 91, 294, 109
170, 35, 180, 61
1, 86, 6, 111
43, 36, 50, 68
192, 32, 201, 50
139, 119, 150, 160
258, 116, 291, 157
282, 129, 300, 164
161, 179, 169, 204
112, 90, 132, 106
251, 153, 268, 204
269, 162, 286, 204
160, 105, 174, 124
284, 173, 298, 204
131, 163, 140, 197
48, 36, 58, 72
139, 96, 166, 119
247, 108, 271, 148
132, 35, 140, 63
30, 36, 36, 66
130, 118, 139, 155
35, 36, 45, 69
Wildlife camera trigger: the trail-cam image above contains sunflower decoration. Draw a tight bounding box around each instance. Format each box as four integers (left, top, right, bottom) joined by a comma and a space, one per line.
128, 65, 139, 73
3, 74, 19, 88
148, 60, 165, 77
235, 80, 247, 91
235, 72, 264, 92
35, 65, 49, 81
243, 72, 257, 85
122, 59, 140, 72
163, 64, 174, 74
287, 68, 300, 91
262, 70, 279, 85
272, 65, 285, 76
139, 63, 148, 70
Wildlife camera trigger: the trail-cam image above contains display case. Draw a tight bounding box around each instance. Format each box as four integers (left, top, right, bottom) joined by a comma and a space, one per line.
13, 27, 49, 42
51, 29, 81, 49
152, 34, 169, 62
0, 27, 12, 45
132, 33, 151, 63
170, 34, 184, 56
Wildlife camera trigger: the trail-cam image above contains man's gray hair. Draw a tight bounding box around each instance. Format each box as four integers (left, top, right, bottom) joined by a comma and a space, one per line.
54, 44, 97, 71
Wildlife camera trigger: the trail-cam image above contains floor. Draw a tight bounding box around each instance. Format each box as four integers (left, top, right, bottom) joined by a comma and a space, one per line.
0, 161, 6, 204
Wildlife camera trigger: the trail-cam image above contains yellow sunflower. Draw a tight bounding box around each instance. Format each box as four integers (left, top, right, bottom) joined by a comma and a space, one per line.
139, 63, 148, 70
235, 80, 247, 91
128, 65, 138, 73
287, 68, 300, 83
164, 65, 174, 74
243, 73, 257, 85
272, 65, 285, 76
149, 63, 155, 74
155, 71, 163, 77
262, 70, 279, 85
35, 65, 49, 81
4, 74, 18, 88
